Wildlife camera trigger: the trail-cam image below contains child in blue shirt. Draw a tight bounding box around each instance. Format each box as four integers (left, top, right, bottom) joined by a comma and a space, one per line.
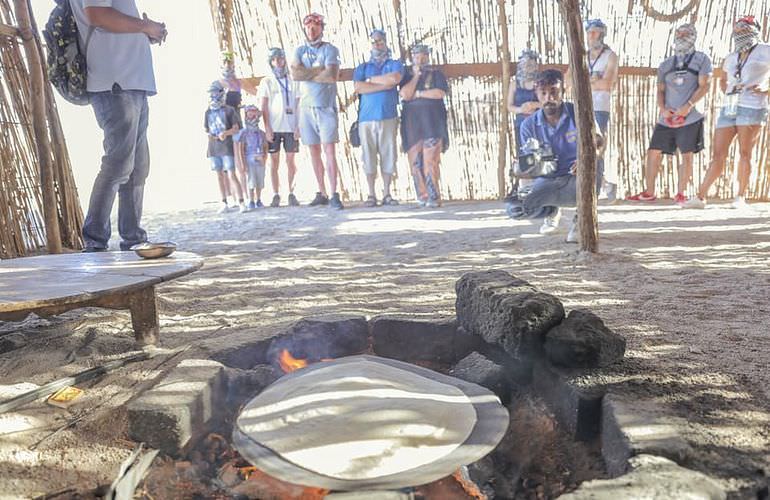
234, 105, 268, 208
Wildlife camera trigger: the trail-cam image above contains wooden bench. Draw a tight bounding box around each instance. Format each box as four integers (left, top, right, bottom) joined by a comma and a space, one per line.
0, 251, 203, 345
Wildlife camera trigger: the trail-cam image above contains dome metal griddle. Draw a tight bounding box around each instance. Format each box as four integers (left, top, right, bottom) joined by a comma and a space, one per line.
232, 355, 509, 491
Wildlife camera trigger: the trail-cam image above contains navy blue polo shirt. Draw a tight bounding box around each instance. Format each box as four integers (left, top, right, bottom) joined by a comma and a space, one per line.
519, 103, 578, 177
353, 59, 403, 122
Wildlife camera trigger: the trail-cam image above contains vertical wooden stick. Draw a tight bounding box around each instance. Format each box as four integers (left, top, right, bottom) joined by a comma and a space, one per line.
14, 0, 62, 254
497, 0, 512, 199
559, 0, 598, 253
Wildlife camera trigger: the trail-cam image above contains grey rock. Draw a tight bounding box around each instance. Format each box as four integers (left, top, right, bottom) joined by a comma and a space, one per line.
559, 454, 726, 500
224, 364, 281, 408
602, 393, 693, 476
371, 315, 480, 364
266, 315, 369, 366
455, 270, 564, 358
544, 309, 625, 368
451, 351, 514, 404
0, 333, 27, 354
127, 359, 226, 456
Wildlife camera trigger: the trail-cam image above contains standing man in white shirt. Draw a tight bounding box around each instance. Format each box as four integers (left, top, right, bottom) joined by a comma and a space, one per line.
259, 48, 301, 207
69, 0, 166, 252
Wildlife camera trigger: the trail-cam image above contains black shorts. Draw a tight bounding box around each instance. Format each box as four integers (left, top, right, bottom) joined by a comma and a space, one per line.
648, 119, 704, 155
268, 132, 299, 154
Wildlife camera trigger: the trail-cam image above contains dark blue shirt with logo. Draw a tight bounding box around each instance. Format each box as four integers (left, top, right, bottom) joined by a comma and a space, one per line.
519, 102, 578, 178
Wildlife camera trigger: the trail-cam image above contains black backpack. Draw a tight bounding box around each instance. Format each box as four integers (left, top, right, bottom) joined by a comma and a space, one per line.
42, 0, 94, 105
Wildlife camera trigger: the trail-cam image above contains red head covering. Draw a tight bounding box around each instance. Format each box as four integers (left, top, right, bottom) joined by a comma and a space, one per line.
303, 13, 324, 26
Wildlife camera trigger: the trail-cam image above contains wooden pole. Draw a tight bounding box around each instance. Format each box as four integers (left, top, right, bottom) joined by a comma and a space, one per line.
14, 0, 62, 254
497, 0, 511, 199
558, 0, 598, 253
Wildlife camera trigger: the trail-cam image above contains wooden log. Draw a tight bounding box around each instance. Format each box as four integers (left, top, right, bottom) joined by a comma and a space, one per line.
558, 0, 598, 253
496, 0, 511, 199
13, 0, 62, 254
0, 21, 19, 38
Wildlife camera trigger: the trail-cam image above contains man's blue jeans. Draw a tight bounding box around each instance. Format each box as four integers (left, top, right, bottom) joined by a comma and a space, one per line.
82, 88, 149, 251
506, 169, 603, 220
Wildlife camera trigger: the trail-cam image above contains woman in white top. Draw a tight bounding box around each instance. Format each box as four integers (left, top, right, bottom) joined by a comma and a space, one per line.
686, 16, 770, 208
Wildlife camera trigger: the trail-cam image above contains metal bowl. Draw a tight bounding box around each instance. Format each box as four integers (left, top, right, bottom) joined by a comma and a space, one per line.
130, 241, 177, 259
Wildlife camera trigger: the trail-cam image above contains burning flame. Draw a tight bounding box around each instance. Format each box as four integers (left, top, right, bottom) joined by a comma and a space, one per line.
279, 349, 309, 373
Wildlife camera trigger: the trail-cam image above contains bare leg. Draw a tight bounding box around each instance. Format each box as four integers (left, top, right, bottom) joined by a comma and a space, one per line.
422, 140, 443, 200
228, 171, 244, 203
644, 149, 663, 195
366, 174, 377, 198
323, 143, 339, 193
696, 127, 737, 199
286, 152, 297, 193
677, 152, 694, 195
308, 144, 326, 195
735, 125, 762, 197
270, 152, 281, 195
407, 143, 427, 201
382, 173, 393, 198
216, 171, 228, 201
236, 162, 249, 201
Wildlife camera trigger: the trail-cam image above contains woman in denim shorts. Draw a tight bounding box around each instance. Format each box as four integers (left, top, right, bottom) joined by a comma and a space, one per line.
686, 16, 770, 209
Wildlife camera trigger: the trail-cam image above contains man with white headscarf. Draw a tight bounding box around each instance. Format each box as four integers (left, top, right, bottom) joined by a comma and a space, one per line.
685, 16, 770, 209
259, 47, 301, 207
291, 12, 345, 209
353, 29, 404, 207
628, 23, 712, 206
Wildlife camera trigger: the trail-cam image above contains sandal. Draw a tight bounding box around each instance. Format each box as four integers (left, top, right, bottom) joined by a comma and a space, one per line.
364, 195, 378, 207
381, 194, 399, 206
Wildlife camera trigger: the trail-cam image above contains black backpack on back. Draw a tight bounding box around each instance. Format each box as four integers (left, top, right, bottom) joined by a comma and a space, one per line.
42, 0, 94, 105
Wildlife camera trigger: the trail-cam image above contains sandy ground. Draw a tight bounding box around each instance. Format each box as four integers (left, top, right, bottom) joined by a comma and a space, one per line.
0, 199, 769, 499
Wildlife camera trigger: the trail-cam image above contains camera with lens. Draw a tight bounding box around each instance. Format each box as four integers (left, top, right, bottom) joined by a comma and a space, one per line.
511, 137, 558, 179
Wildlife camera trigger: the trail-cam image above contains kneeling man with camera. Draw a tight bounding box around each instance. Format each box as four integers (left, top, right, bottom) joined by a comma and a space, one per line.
506, 69, 603, 243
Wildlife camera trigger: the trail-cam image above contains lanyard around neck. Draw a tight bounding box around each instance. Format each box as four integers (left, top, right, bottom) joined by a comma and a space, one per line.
588, 47, 606, 73
736, 45, 757, 81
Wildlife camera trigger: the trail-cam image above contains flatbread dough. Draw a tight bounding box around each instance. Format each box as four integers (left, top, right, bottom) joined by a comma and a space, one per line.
236, 358, 478, 480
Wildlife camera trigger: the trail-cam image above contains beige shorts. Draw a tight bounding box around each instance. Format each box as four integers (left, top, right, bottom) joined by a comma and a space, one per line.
360, 118, 398, 176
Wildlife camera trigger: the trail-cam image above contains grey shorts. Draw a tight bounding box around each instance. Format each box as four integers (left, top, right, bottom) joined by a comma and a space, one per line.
360, 118, 398, 176
716, 106, 768, 129
245, 156, 265, 190
299, 106, 339, 145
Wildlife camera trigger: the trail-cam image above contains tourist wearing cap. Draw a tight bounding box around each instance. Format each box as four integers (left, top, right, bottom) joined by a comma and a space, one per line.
259, 47, 301, 207
204, 81, 247, 213
220, 52, 243, 110
291, 12, 345, 210
399, 44, 450, 208
627, 24, 711, 206
508, 50, 542, 153
353, 29, 403, 207
685, 16, 770, 209
584, 19, 618, 201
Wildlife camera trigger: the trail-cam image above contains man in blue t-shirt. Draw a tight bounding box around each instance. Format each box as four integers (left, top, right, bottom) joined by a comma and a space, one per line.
353, 29, 403, 207
291, 12, 344, 209
508, 69, 603, 243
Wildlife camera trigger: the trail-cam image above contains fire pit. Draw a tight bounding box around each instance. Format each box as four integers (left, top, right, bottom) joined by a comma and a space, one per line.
232, 355, 509, 491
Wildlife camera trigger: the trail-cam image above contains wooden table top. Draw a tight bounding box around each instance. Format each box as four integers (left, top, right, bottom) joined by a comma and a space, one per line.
0, 251, 203, 313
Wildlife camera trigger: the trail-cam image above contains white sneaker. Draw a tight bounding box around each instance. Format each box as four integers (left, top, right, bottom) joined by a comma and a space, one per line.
566, 215, 579, 243
730, 196, 747, 209
218, 203, 229, 214
682, 197, 706, 209
239, 202, 249, 213
539, 209, 561, 234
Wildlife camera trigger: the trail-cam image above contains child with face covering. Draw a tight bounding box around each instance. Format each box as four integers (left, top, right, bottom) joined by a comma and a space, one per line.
204, 81, 246, 213
234, 105, 268, 208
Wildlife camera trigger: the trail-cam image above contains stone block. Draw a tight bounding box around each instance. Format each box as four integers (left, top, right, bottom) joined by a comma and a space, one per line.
127, 359, 225, 456
559, 454, 726, 500
544, 309, 625, 368
455, 270, 564, 359
224, 364, 281, 408
451, 351, 514, 404
602, 393, 692, 476
371, 315, 480, 364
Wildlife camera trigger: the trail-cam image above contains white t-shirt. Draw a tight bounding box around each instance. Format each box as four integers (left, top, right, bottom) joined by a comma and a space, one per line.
258, 74, 299, 133
588, 48, 614, 113
70, 0, 156, 94
723, 43, 770, 109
